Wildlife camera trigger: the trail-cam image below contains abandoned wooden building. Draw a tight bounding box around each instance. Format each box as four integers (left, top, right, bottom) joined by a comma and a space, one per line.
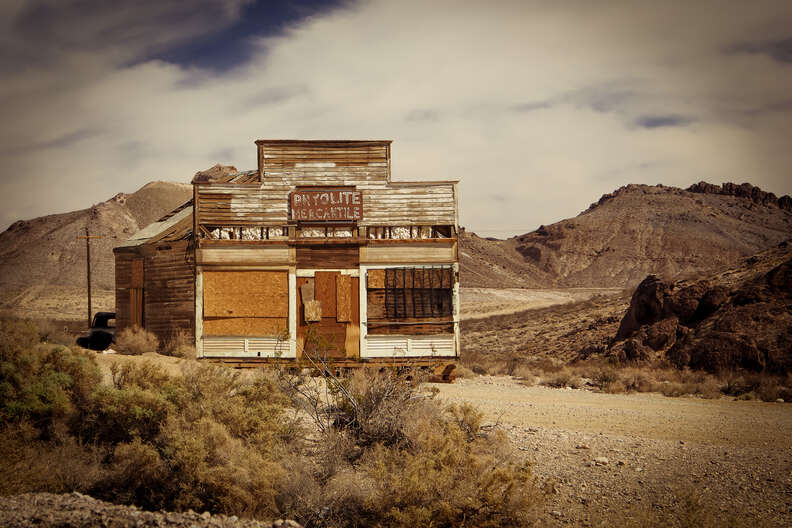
113, 140, 459, 374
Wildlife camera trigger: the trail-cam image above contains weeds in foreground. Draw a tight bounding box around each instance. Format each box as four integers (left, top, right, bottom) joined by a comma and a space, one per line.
162, 329, 195, 359
0, 318, 542, 527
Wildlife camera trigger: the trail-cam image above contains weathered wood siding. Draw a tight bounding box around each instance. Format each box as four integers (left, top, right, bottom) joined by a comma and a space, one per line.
197, 246, 290, 266
143, 242, 194, 342
360, 242, 456, 264
296, 245, 358, 268
258, 142, 390, 186
360, 184, 456, 226
114, 252, 134, 332
197, 184, 290, 225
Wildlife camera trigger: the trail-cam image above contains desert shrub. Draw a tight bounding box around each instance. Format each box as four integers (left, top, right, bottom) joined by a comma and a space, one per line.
541, 367, 582, 389
163, 329, 195, 359
453, 364, 475, 378
331, 368, 432, 448
341, 413, 538, 528
0, 324, 101, 434
79, 385, 174, 445
115, 325, 159, 355
0, 421, 108, 495
34, 319, 75, 346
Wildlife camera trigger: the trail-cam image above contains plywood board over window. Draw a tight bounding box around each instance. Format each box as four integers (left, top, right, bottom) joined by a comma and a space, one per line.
204, 271, 288, 317
336, 274, 352, 322
314, 271, 337, 318
203, 271, 288, 336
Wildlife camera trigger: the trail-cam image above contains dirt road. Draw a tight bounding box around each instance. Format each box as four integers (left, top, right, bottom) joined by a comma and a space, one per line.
460, 288, 621, 320
434, 376, 792, 527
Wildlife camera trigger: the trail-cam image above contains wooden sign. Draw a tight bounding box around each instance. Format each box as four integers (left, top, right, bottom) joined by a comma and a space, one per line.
291, 189, 363, 222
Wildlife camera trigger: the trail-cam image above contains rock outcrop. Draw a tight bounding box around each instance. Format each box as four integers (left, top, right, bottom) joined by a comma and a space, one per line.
610, 241, 792, 373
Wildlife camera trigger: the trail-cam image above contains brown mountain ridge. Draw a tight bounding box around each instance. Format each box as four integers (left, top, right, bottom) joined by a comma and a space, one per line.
0, 182, 192, 320
1, 179, 790, 320
460, 182, 792, 289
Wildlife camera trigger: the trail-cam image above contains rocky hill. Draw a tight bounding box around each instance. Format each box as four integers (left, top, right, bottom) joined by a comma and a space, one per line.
610, 240, 792, 374
460, 182, 792, 288
0, 182, 192, 320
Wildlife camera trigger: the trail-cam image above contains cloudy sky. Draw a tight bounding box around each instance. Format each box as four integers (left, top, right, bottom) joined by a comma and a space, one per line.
1, 0, 791, 237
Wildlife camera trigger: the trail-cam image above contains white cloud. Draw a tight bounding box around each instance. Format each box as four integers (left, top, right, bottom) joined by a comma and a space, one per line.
2, 0, 792, 236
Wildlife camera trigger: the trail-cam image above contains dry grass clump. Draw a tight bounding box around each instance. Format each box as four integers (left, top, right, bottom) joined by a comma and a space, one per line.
162, 329, 195, 359
114, 326, 159, 355
453, 364, 476, 378
463, 342, 791, 402
540, 367, 583, 389
34, 319, 75, 346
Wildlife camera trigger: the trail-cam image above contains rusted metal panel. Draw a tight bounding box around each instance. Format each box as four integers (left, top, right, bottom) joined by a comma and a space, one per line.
291, 188, 363, 222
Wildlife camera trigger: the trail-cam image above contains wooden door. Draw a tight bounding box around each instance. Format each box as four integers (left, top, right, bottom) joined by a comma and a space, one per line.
130, 258, 144, 327
297, 272, 359, 360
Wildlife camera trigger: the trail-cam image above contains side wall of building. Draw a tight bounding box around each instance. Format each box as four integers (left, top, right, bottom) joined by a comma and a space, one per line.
143, 240, 195, 344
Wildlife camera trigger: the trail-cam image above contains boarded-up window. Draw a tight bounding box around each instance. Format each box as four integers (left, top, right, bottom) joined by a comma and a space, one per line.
368, 267, 453, 320
203, 271, 288, 336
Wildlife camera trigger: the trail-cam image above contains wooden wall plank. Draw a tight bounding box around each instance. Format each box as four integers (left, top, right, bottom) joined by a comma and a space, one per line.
198, 247, 290, 266
142, 244, 195, 344
130, 259, 143, 288
360, 244, 456, 264
314, 271, 337, 318
345, 277, 360, 358
296, 245, 358, 268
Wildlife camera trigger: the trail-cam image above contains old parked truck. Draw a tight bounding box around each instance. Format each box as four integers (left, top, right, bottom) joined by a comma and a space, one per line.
113, 140, 459, 379
76, 311, 116, 351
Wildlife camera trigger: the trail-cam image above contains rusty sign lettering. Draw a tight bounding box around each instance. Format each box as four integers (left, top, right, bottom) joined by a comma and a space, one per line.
291, 189, 363, 222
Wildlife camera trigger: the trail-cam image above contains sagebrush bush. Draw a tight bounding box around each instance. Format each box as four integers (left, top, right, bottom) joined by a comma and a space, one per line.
0, 421, 108, 495
0, 321, 101, 434
163, 329, 195, 359
115, 326, 159, 355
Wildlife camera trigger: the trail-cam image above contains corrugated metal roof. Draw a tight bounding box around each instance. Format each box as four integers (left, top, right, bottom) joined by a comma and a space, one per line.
116, 206, 193, 248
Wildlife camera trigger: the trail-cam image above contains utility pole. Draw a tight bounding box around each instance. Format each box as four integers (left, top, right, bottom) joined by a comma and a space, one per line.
77, 226, 104, 328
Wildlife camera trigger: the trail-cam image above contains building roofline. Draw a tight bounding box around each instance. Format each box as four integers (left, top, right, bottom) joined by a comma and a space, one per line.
255, 139, 392, 147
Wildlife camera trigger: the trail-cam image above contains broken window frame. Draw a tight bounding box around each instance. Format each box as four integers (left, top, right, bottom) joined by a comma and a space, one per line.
379, 266, 453, 319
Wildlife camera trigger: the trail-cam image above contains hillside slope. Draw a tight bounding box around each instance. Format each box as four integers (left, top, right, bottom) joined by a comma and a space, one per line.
0, 182, 192, 319
460, 182, 792, 288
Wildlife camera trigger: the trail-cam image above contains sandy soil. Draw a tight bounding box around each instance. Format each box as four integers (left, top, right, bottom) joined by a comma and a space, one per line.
460, 287, 621, 320
434, 376, 792, 527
